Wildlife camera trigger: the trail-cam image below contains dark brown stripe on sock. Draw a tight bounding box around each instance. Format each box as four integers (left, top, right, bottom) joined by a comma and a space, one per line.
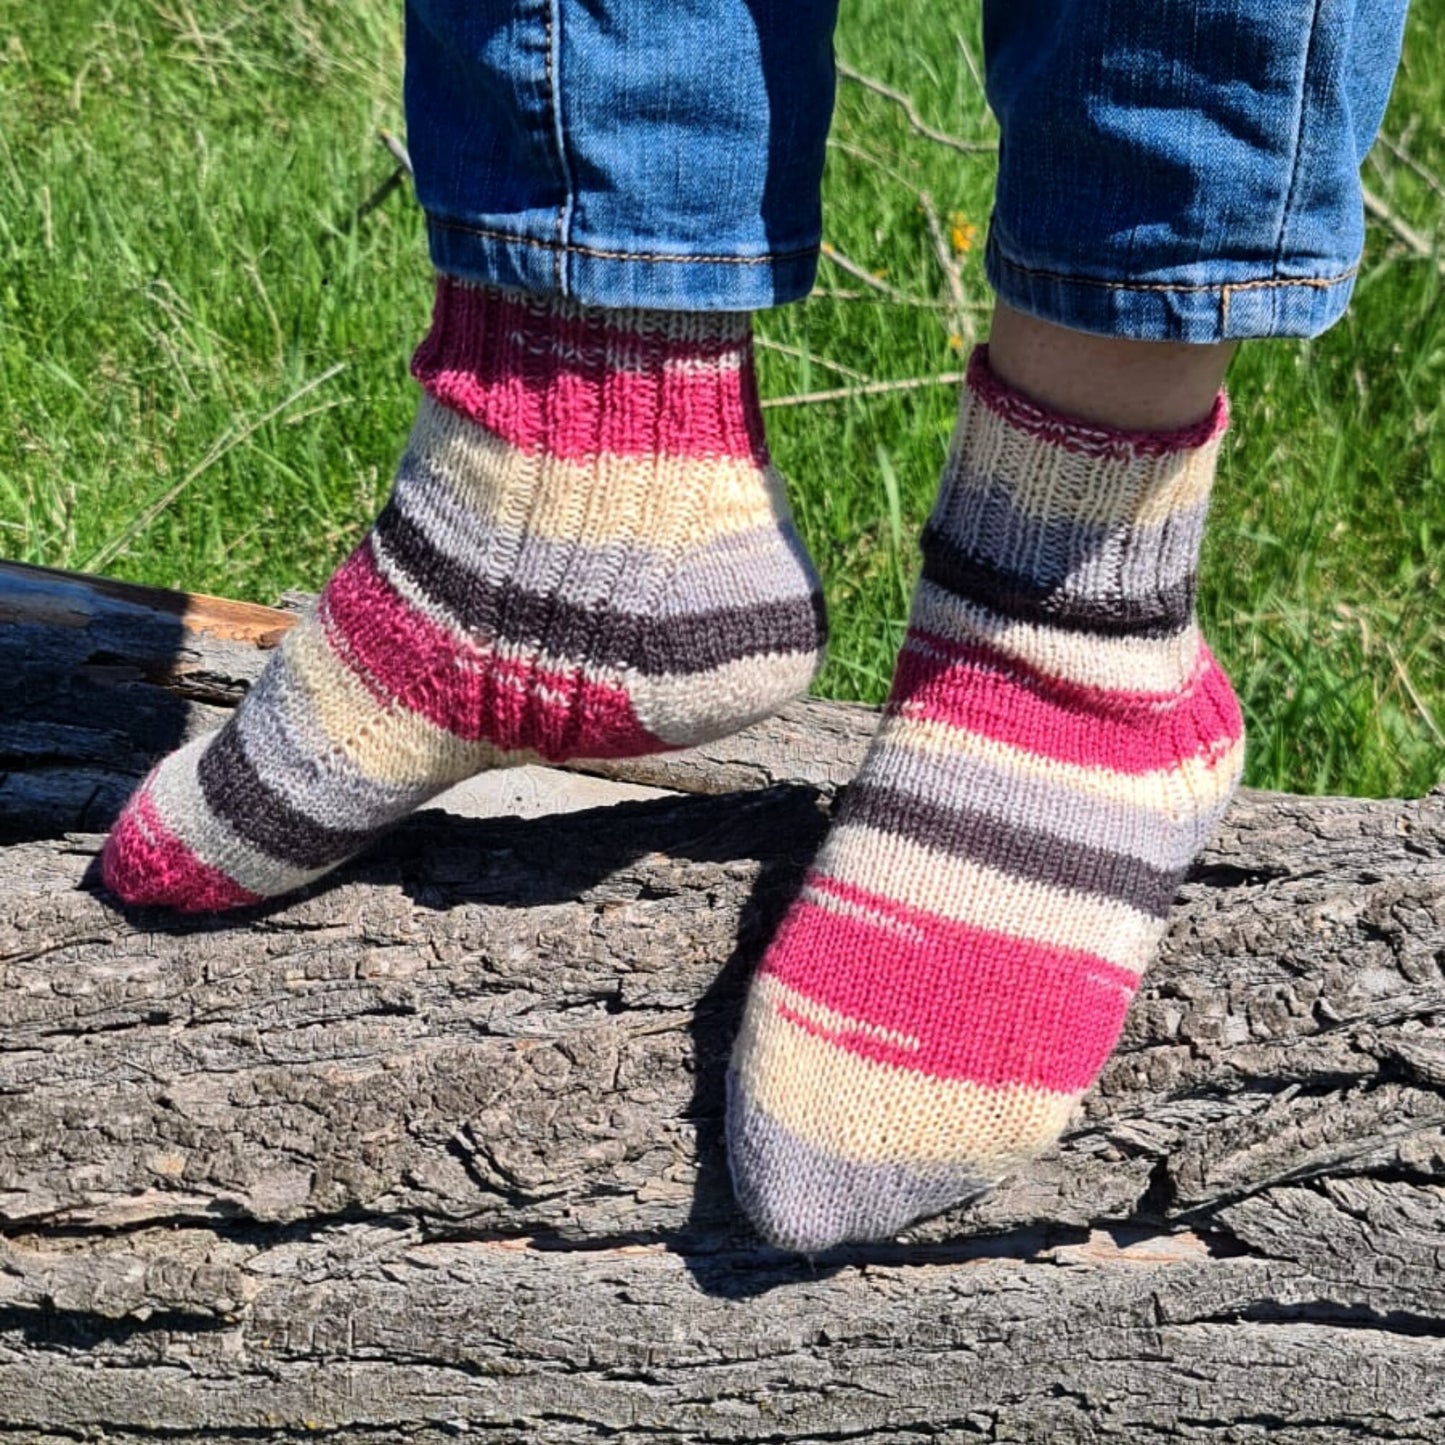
843, 782, 1183, 918
373, 500, 825, 676
197, 722, 377, 870
920, 527, 1195, 638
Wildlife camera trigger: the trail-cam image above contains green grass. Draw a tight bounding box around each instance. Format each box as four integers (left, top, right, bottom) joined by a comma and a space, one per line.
2, 0, 1442, 797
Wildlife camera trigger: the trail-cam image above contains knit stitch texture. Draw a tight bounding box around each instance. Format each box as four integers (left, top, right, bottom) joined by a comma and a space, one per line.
726, 348, 1244, 1252
102, 279, 826, 911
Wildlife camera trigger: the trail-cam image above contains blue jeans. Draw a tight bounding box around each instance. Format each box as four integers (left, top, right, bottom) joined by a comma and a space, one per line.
404, 0, 1408, 340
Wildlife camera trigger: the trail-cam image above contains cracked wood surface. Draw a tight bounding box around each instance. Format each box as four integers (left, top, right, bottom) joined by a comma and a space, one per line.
1, 562, 1444, 1442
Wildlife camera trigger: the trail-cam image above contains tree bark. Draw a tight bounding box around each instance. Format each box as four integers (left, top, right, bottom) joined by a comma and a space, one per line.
1, 560, 1443, 1442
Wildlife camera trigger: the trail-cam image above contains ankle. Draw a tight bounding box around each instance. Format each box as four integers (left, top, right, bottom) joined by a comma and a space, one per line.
986, 301, 1236, 432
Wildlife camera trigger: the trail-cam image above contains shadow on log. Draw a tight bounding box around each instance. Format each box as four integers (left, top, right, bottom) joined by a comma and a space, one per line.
1, 560, 1444, 1442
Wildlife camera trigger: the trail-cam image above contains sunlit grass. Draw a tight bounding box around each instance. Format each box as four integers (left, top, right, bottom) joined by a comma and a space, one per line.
1, 0, 1441, 796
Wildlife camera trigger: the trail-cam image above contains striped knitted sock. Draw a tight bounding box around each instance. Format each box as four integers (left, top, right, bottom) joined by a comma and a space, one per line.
102, 280, 826, 912
726, 348, 1244, 1252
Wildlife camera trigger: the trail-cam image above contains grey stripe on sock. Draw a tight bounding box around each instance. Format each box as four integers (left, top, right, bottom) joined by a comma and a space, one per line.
860, 732, 1220, 870
842, 782, 1183, 918
920, 528, 1195, 637
391, 457, 820, 614
934, 472, 1208, 598
231, 660, 437, 834
372, 499, 825, 677
725, 1073, 993, 1254
197, 719, 383, 870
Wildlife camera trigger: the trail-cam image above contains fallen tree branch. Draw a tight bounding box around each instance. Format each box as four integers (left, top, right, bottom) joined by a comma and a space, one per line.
753, 335, 871, 383
818, 240, 923, 305
1362, 182, 1444, 273
79, 365, 347, 575
1, 561, 1443, 1440
919, 186, 975, 347
761, 371, 968, 409
378, 127, 414, 177
1377, 130, 1445, 202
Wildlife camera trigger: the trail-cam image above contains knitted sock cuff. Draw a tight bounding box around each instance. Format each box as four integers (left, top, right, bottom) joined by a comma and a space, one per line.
925, 348, 1229, 639
411, 277, 768, 465
964, 345, 1229, 457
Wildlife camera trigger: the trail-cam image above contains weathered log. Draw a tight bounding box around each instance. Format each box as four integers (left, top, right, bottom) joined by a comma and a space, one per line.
1, 560, 1444, 1442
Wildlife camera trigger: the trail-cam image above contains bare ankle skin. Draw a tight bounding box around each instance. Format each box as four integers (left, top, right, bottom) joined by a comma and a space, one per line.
986, 302, 1238, 432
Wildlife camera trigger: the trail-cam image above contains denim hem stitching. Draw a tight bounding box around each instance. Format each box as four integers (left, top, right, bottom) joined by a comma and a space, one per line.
989, 249, 1359, 296
429, 214, 819, 267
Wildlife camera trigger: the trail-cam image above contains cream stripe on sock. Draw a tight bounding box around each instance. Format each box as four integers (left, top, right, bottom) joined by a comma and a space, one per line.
810, 823, 1165, 974
909, 580, 1205, 695
892, 712, 1245, 818
735, 981, 1082, 1167
407, 396, 795, 548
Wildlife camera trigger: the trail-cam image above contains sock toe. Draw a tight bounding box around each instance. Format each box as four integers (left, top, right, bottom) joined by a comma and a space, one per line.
725, 1070, 993, 1253
101, 786, 260, 913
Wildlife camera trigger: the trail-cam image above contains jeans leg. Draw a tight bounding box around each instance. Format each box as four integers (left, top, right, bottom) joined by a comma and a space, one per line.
405, 0, 840, 310
981, 0, 1410, 341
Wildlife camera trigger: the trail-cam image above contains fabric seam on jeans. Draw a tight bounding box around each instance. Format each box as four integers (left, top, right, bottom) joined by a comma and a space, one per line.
989, 248, 1359, 295
541, 0, 570, 292
1273, 0, 1329, 280
543, 0, 575, 293
429, 214, 818, 266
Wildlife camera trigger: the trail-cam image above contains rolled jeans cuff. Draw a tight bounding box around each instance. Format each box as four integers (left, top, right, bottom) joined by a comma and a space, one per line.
984, 235, 1361, 344
982, 0, 1409, 343
424, 216, 822, 313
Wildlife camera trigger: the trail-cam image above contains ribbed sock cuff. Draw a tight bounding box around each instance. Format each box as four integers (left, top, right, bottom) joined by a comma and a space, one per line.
410, 276, 769, 466
923, 348, 1228, 638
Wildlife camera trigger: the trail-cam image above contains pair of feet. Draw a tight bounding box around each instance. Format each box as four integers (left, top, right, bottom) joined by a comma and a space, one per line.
102, 279, 1244, 1252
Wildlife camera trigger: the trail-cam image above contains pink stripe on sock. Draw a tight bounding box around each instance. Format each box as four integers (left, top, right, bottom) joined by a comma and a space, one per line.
892, 633, 1242, 774
322, 546, 661, 761
412, 281, 769, 464
908, 625, 1213, 711
102, 788, 262, 912
477, 649, 659, 759
760, 872, 1139, 1093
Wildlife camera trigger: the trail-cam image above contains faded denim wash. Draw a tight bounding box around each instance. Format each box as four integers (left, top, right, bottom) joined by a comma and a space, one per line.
984, 0, 1411, 339
404, 0, 1408, 339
